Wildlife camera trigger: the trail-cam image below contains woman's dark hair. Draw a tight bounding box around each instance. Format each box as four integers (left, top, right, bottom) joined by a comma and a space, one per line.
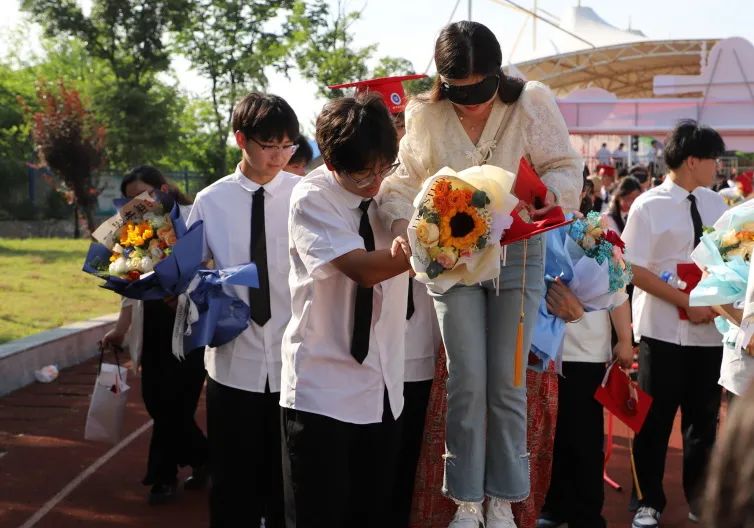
703, 383, 754, 528
664, 119, 725, 170
421, 21, 525, 104
120, 165, 192, 205
316, 93, 398, 175
288, 135, 314, 166
232, 92, 299, 142
579, 172, 595, 215
607, 176, 641, 232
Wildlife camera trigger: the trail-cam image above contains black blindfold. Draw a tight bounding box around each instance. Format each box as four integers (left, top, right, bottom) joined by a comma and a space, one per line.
441, 75, 500, 106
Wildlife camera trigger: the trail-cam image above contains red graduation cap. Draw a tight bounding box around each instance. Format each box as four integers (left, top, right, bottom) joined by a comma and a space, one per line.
596, 164, 616, 177
328, 74, 427, 114
594, 362, 653, 433
500, 157, 572, 246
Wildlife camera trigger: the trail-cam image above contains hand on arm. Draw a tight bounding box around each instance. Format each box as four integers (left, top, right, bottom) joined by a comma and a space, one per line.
609, 300, 634, 368
545, 278, 584, 322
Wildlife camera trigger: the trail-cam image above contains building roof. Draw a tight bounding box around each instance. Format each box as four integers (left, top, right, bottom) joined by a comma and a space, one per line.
504, 5, 718, 98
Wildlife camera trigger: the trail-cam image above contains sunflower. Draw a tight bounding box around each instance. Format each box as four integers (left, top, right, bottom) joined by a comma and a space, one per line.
439, 205, 488, 251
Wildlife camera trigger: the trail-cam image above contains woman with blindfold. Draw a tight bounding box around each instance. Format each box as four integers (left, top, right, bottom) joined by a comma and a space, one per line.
379, 21, 582, 528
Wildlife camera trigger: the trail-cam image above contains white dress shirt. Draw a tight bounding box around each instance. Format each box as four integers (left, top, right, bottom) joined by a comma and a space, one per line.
187, 166, 299, 393
562, 311, 612, 363
622, 177, 727, 346
404, 280, 441, 382
280, 166, 409, 425
596, 147, 612, 165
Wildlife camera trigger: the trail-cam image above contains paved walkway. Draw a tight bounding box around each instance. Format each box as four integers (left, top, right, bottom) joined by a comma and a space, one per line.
0, 357, 707, 528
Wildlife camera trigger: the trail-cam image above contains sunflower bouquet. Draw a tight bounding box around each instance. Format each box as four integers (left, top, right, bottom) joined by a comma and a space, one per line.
408, 165, 517, 293
83, 192, 204, 300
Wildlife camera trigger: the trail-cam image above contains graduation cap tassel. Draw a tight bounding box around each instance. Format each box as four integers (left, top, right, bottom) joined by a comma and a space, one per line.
513, 239, 528, 388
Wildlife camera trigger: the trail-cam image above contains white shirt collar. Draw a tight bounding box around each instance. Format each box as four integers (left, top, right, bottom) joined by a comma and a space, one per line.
660, 177, 704, 204
233, 163, 285, 196
323, 167, 369, 210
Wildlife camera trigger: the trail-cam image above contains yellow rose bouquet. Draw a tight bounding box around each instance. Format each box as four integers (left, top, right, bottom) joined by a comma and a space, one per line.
408, 165, 518, 293
83, 191, 204, 300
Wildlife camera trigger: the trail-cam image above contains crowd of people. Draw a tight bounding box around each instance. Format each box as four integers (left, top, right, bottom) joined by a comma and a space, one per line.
97, 19, 754, 528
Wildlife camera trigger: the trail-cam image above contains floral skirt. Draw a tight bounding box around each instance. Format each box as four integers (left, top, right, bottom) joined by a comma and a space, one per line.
409, 349, 558, 528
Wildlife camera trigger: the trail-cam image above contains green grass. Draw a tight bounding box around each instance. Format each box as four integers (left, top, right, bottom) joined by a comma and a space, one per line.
0, 238, 120, 344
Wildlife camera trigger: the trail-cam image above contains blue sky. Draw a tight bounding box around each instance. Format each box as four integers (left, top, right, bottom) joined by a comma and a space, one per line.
3, 0, 753, 134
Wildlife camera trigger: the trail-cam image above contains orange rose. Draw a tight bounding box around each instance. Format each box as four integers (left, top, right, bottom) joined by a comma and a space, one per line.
447, 190, 469, 209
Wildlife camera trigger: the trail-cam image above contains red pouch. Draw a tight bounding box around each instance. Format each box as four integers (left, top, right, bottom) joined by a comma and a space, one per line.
676, 263, 703, 320
594, 362, 653, 433
500, 157, 571, 245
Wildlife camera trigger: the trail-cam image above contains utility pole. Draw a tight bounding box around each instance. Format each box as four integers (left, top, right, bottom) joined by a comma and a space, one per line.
468, 0, 472, 20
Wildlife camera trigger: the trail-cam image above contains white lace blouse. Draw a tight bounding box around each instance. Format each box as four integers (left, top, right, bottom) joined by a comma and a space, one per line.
378, 81, 583, 229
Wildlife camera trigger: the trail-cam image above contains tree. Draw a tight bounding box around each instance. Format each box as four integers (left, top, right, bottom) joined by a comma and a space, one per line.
175, 0, 297, 181
22, 82, 107, 236
21, 0, 189, 168
290, 0, 375, 99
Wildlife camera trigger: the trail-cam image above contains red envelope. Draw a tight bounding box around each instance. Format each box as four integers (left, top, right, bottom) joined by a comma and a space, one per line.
500, 157, 572, 246
676, 263, 703, 320
594, 363, 653, 433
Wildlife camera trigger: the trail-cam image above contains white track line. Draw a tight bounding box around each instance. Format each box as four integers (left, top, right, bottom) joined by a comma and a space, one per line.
17, 420, 153, 528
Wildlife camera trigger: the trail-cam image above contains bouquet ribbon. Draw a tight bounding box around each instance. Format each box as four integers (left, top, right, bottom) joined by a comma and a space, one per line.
172, 263, 259, 359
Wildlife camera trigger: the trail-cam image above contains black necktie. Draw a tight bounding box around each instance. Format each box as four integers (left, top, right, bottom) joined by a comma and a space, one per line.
406, 279, 415, 320
687, 194, 703, 248
351, 200, 374, 364
249, 187, 271, 326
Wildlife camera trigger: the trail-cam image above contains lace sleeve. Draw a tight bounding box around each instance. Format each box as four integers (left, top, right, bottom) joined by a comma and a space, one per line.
520, 82, 583, 212
378, 102, 430, 230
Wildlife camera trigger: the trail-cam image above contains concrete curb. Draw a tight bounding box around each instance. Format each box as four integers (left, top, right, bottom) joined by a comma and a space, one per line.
0, 313, 119, 397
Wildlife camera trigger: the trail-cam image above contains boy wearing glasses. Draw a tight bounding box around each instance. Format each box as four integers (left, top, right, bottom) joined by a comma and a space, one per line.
187, 92, 300, 528
280, 93, 412, 527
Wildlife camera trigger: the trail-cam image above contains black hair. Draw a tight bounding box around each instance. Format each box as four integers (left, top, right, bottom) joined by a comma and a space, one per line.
288, 135, 314, 166
232, 92, 299, 143
664, 119, 725, 170
608, 176, 642, 232
120, 165, 192, 205
316, 93, 398, 175
422, 21, 525, 104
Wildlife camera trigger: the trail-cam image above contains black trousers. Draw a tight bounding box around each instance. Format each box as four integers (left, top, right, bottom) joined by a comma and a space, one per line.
207, 377, 284, 528
140, 300, 208, 486
542, 362, 607, 528
392, 379, 433, 527
631, 337, 723, 512
282, 394, 403, 528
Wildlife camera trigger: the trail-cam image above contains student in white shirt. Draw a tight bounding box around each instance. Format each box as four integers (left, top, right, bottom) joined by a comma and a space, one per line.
102, 166, 206, 506
612, 143, 628, 170
280, 94, 412, 527
596, 143, 611, 166
187, 92, 301, 528
622, 120, 727, 528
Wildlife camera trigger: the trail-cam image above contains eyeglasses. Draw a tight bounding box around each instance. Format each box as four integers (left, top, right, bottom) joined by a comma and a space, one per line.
342, 162, 401, 189
248, 136, 299, 155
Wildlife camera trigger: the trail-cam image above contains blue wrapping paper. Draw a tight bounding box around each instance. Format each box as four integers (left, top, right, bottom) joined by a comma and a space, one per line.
529, 218, 628, 370
182, 264, 259, 352
82, 201, 204, 300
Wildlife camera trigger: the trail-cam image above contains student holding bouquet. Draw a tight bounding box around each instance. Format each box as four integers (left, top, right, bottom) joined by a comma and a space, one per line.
379, 21, 581, 527
187, 93, 300, 528
622, 120, 727, 528
102, 166, 207, 505
280, 93, 412, 527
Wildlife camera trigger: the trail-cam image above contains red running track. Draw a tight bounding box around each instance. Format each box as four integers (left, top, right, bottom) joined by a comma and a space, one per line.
0, 357, 712, 528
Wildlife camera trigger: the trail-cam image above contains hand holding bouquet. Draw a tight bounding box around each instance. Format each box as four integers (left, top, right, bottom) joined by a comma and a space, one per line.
407, 165, 518, 293
83, 192, 204, 300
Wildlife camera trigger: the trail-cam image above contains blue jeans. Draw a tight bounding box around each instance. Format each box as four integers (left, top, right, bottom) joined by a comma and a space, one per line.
432, 236, 544, 502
